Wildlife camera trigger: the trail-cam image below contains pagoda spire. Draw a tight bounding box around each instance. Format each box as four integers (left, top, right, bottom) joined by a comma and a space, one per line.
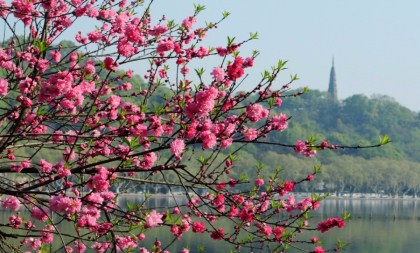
328, 57, 338, 101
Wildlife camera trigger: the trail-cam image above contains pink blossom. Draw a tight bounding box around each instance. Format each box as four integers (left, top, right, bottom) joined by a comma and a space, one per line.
145, 210, 163, 228
150, 25, 168, 36
9, 214, 22, 228
243, 127, 258, 141
39, 159, 53, 173
0, 0, 9, 18
200, 131, 217, 149
74, 241, 87, 253
314, 246, 325, 253
0, 78, 8, 96
104, 57, 115, 71
212, 194, 224, 207
140, 152, 157, 170
170, 139, 185, 160
31, 206, 49, 222
273, 226, 285, 240
275, 97, 283, 107
185, 87, 218, 118
283, 181, 295, 192
37, 59, 49, 73
84, 61, 96, 75
87, 167, 111, 192
270, 113, 288, 131
227, 57, 245, 80
88, 30, 102, 42
2, 196, 21, 211
317, 217, 346, 233
157, 38, 174, 54
192, 222, 205, 233
255, 178, 264, 187
108, 95, 121, 108
210, 228, 224, 240
182, 16, 197, 31
260, 225, 272, 237
11, 0, 34, 26
295, 140, 317, 157
246, 104, 269, 123
28, 238, 42, 250
91, 241, 111, 253
49, 195, 81, 215
211, 67, 225, 82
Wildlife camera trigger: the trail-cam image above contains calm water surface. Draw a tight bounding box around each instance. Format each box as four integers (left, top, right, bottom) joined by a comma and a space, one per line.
130, 197, 420, 253
1, 197, 418, 253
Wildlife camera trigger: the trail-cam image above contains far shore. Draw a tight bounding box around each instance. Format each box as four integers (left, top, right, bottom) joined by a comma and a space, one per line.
117, 192, 419, 200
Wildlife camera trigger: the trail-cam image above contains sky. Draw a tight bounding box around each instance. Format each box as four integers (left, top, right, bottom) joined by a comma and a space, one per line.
154, 0, 420, 111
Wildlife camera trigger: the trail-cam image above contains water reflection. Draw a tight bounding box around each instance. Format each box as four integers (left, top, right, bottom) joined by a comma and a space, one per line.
1, 197, 419, 252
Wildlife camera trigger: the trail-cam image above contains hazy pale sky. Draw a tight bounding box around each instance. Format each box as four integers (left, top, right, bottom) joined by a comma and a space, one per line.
156, 0, 420, 111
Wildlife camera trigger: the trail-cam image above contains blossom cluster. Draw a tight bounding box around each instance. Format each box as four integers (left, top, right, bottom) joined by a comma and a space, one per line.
0, 1, 355, 252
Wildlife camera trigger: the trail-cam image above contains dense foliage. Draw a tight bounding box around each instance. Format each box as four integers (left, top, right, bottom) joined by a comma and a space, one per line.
237, 90, 420, 196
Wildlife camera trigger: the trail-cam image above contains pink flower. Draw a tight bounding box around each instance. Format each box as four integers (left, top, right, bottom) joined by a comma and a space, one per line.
31, 206, 49, 222
0, 78, 8, 96
150, 25, 168, 36
212, 194, 224, 207
210, 228, 224, 240
39, 159, 53, 173
246, 104, 269, 123
9, 214, 22, 228
270, 113, 288, 131
255, 178, 264, 187
243, 127, 258, 141
145, 210, 163, 228
295, 140, 317, 157
211, 67, 225, 82
140, 152, 157, 170
192, 222, 205, 233
317, 217, 346, 233
74, 241, 87, 253
314, 246, 325, 253
108, 95, 121, 108
49, 195, 81, 215
170, 139, 185, 160
260, 225, 273, 237
180, 249, 189, 253
200, 131, 217, 149
227, 57, 245, 80
104, 57, 115, 71
275, 97, 283, 107
283, 181, 295, 192
273, 226, 285, 240
182, 16, 197, 31
157, 38, 174, 54
2, 196, 20, 211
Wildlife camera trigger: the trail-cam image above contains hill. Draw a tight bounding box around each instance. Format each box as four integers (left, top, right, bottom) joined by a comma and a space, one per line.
235, 89, 420, 196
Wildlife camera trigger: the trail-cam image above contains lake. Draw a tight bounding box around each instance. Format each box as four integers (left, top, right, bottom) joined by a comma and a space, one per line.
1, 197, 419, 252
129, 196, 420, 253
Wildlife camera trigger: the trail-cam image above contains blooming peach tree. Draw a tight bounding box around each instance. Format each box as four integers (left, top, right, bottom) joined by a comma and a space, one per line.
0, 1, 388, 252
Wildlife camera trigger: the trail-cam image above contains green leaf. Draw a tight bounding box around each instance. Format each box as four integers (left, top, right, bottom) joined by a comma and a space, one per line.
126, 199, 136, 211
342, 210, 351, 221
379, 134, 391, 145
194, 68, 205, 78
249, 32, 259, 40
227, 36, 235, 46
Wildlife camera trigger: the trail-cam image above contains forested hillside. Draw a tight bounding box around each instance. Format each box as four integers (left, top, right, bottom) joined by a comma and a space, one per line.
236, 89, 420, 196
